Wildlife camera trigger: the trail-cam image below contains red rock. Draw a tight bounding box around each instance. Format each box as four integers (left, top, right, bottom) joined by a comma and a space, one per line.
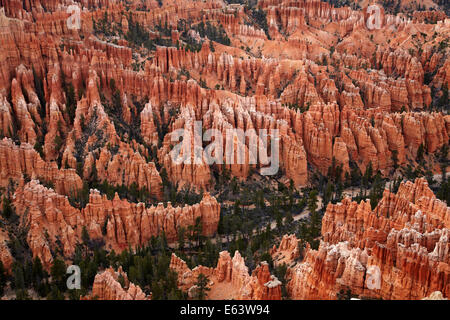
0, 0, 449, 301
82, 267, 151, 300
140, 102, 159, 146
88, 143, 163, 200
170, 250, 282, 300
12, 180, 220, 268
0, 228, 12, 272
422, 291, 448, 300
287, 178, 450, 300
270, 234, 300, 267
0, 94, 13, 138
0, 138, 82, 196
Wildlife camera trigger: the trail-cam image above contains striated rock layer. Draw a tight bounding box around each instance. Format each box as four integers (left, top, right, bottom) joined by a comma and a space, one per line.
270, 234, 300, 267
0, 0, 449, 301
287, 178, 449, 300
82, 267, 151, 300
0, 0, 448, 190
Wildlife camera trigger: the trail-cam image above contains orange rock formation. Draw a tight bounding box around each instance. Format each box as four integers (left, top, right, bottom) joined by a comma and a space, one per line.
0, 0, 449, 301
170, 251, 282, 300
287, 178, 449, 300
12, 180, 220, 268
0, 228, 12, 272
0, 138, 82, 196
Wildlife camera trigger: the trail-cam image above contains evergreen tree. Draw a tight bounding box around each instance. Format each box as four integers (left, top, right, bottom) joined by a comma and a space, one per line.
48, 285, 65, 300
65, 83, 77, 123
323, 181, 334, 206
15, 289, 30, 300
245, 245, 255, 271
33, 68, 46, 119
194, 273, 210, 300
12, 263, 25, 291
1, 196, 13, 219
417, 143, 425, 163
391, 150, 399, 169
82, 226, 90, 245
369, 172, 385, 210
363, 162, 373, 187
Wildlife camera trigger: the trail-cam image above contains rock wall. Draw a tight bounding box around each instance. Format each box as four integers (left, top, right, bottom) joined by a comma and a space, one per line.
0, 0, 449, 301
287, 178, 450, 300
82, 267, 151, 300
12, 180, 220, 268
270, 234, 300, 267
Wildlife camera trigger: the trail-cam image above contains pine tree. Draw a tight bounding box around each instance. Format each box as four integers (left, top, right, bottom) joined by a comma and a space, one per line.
391, 150, 399, 169
65, 83, 76, 123
82, 226, 90, 246
363, 162, 373, 187
50, 258, 67, 291
323, 181, 334, 206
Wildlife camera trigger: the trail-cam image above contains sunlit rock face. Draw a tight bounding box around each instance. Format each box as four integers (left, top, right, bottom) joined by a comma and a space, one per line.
82, 267, 151, 300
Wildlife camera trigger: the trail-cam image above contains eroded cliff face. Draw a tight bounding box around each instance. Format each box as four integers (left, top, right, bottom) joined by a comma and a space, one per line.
0, 0, 448, 191
12, 180, 220, 268
170, 250, 282, 300
0, 138, 82, 196
0, 0, 448, 300
0, 228, 12, 272
422, 291, 448, 300
287, 178, 449, 300
82, 267, 151, 300
270, 234, 300, 267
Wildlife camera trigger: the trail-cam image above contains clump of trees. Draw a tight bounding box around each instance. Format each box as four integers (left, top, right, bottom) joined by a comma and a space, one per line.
194, 22, 231, 46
